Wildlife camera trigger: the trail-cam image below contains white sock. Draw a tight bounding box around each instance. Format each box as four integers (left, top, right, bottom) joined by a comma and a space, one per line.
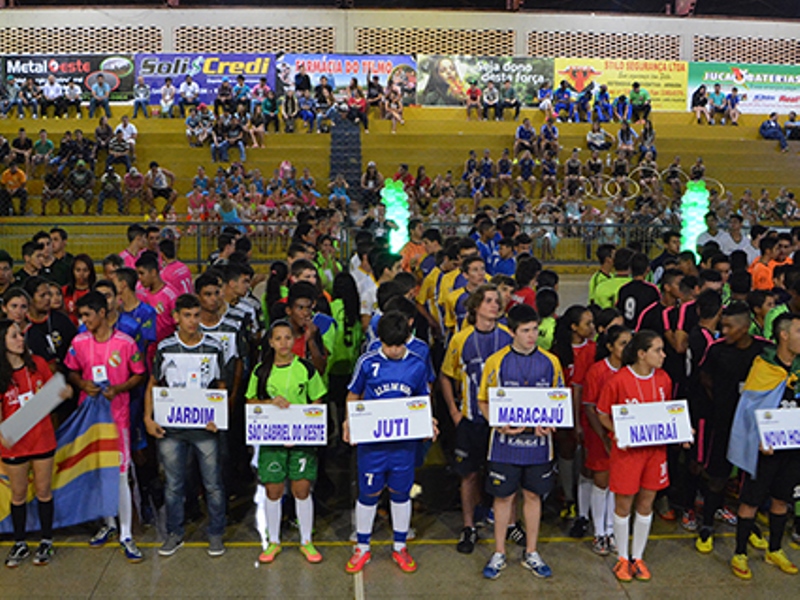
105, 515, 116, 530
356, 501, 377, 552
590, 485, 607, 536
254, 488, 268, 549
391, 500, 412, 552
613, 513, 630, 560
118, 474, 133, 542
578, 475, 593, 519
295, 496, 314, 545
605, 492, 616, 536
631, 512, 653, 560
558, 457, 575, 503
266, 498, 282, 545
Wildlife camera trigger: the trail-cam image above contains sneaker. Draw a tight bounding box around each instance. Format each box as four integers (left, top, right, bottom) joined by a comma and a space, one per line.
790, 531, 800, 550
120, 538, 143, 563
407, 527, 416, 541
731, 553, 752, 580
456, 527, 478, 554
482, 552, 507, 579
392, 547, 417, 573
632, 558, 651, 581
658, 507, 677, 522
569, 516, 590, 538
592, 535, 609, 556
681, 510, 698, 532
5, 542, 30, 568
33, 540, 55, 566
258, 543, 281, 564
300, 542, 322, 563
606, 534, 617, 554
765, 549, 799, 574
345, 547, 371, 573
506, 521, 527, 547
89, 524, 118, 547
207, 535, 225, 557
695, 530, 714, 554
158, 533, 184, 556
560, 502, 577, 520
749, 531, 769, 551
521, 551, 552, 578
613, 557, 633, 583
715, 507, 738, 526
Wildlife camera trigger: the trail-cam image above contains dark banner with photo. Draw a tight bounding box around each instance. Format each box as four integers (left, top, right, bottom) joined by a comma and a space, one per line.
2, 54, 135, 100
417, 55, 554, 106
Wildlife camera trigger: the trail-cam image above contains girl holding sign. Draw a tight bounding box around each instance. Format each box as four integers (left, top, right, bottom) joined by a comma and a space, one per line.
0, 319, 71, 567
246, 320, 326, 565
597, 330, 672, 583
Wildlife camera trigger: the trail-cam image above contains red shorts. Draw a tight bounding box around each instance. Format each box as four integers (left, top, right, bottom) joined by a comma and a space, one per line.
609, 445, 668, 496
582, 411, 610, 473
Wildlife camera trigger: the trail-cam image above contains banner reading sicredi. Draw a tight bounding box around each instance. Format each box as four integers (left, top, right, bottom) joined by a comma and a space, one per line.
687, 62, 800, 114
554, 57, 688, 111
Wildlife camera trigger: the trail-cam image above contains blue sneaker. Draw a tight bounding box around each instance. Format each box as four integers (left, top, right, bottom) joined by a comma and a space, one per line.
521, 551, 552, 578
483, 552, 506, 579
89, 525, 117, 547
120, 538, 143, 563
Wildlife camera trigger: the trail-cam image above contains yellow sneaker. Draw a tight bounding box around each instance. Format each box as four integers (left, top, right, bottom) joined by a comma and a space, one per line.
731, 554, 752, 580
695, 534, 714, 554
749, 532, 769, 551
765, 549, 799, 574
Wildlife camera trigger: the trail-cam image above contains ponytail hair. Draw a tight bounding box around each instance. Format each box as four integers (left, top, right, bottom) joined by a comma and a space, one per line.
553, 304, 588, 370
621, 330, 661, 366
595, 324, 631, 361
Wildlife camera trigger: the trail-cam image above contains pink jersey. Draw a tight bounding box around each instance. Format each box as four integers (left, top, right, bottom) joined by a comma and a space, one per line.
119, 248, 141, 269
161, 260, 193, 296
64, 330, 145, 472
137, 283, 178, 342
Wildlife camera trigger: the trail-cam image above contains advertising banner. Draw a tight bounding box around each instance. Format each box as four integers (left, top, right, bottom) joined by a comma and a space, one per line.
275, 53, 417, 103
554, 57, 688, 111
417, 54, 553, 106
687, 62, 800, 114
3, 54, 135, 100
135, 53, 277, 106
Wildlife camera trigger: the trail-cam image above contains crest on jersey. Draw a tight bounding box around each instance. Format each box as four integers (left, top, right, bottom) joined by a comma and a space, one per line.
108, 351, 122, 368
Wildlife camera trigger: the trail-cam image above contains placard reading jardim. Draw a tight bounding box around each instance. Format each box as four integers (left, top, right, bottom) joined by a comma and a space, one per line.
347, 397, 433, 444
756, 408, 800, 450
153, 387, 228, 430
488, 387, 573, 428
245, 404, 327, 446
612, 400, 693, 448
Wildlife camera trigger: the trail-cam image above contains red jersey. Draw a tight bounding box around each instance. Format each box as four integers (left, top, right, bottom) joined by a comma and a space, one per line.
597, 366, 672, 415
62, 286, 90, 326
508, 287, 536, 310
582, 358, 619, 472
570, 340, 596, 387
0, 355, 56, 459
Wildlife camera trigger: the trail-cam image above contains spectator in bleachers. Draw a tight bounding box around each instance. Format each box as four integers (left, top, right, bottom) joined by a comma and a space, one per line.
465, 81, 482, 120
185, 106, 203, 147
40, 74, 64, 119
707, 83, 726, 125
691, 84, 710, 124
73, 129, 95, 171
250, 77, 270, 115
232, 75, 251, 112
482, 81, 501, 121
500, 80, 520, 121
214, 77, 234, 117
784, 111, 800, 140
63, 78, 83, 118
281, 88, 300, 133
0, 76, 20, 118
315, 87, 338, 133
132, 76, 151, 119
385, 88, 405, 134
222, 115, 247, 162
49, 130, 75, 175
535, 80, 553, 116
540, 115, 559, 156
31, 129, 54, 178
514, 118, 537, 157
586, 120, 613, 151
347, 87, 369, 133
63, 160, 95, 215
639, 120, 657, 161
724, 87, 741, 126
298, 89, 317, 133
553, 80, 574, 122
11, 128, 33, 172
19, 78, 41, 119
89, 74, 111, 119
361, 161, 384, 205
41, 163, 64, 216
594, 84, 612, 122
107, 129, 132, 172
178, 74, 200, 117
759, 112, 788, 152
294, 64, 312, 94
123, 166, 145, 215
612, 94, 631, 122
0, 162, 28, 216
616, 121, 637, 160
248, 104, 266, 147
574, 84, 594, 123
97, 166, 123, 215
94, 116, 114, 163
629, 82, 651, 124
262, 90, 280, 133
115, 115, 138, 160
159, 76, 177, 118
143, 161, 178, 215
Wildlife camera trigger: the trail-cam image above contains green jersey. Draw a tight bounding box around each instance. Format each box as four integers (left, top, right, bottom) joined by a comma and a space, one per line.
629, 88, 650, 105
538, 315, 556, 351
246, 355, 326, 404
593, 276, 632, 310
763, 303, 789, 342
328, 298, 364, 376
588, 270, 613, 306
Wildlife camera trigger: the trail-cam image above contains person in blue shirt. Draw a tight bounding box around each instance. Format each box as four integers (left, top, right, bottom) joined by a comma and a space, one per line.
613, 95, 632, 122
708, 83, 726, 125
89, 74, 112, 119
476, 219, 497, 265
760, 112, 789, 152
232, 75, 251, 112
344, 311, 435, 575
536, 80, 553, 116
553, 80, 574, 122
462, 149, 478, 183
478, 303, 564, 580
490, 238, 517, 277
514, 118, 537, 157
297, 90, 317, 134
574, 84, 594, 123
594, 84, 612, 123
540, 116, 559, 156
725, 86, 741, 126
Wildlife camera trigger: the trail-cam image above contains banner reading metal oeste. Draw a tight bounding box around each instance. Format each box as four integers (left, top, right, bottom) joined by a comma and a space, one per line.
417, 54, 553, 106
687, 61, 800, 115
554, 57, 688, 111
135, 53, 277, 106
2, 54, 135, 100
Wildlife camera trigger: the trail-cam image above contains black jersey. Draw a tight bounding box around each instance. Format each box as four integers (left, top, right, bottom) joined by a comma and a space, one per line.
617, 279, 661, 330
637, 301, 668, 334
686, 325, 716, 421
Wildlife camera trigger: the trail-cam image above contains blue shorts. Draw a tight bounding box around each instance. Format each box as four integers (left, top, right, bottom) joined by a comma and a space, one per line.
357, 442, 416, 497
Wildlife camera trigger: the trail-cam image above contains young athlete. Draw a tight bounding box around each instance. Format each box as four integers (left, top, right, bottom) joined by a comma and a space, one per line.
135, 251, 178, 343
64, 292, 146, 562
479, 304, 564, 580
597, 331, 672, 582
344, 311, 434, 574
582, 325, 632, 555
247, 320, 326, 564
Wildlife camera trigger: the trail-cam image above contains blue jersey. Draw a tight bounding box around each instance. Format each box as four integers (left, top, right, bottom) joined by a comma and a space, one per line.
479, 158, 494, 179
538, 88, 552, 101
516, 125, 534, 142
367, 336, 435, 383
595, 91, 610, 105
540, 124, 558, 140
554, 88, 571, 104
420, 253, 437, 278
477, 238, 496, 265
491, 256, 516, 277
120, 301, 157, 355
726, 93, 740, 108
479, 346, 564, 465
462, 158, 477, 180
519, 157, 535, 180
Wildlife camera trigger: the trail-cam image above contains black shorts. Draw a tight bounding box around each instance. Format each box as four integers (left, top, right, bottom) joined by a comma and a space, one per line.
152, 187, 172, 200
699, 423, 733, 480
453, 418, 489, 477
2, 449, 56, 465
486, 461, 556, 498
739, 451, 800, 506
711, 106, 726, 115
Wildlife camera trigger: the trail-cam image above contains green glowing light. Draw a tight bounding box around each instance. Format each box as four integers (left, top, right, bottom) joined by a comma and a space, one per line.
681, 179, 710, 260
381, 179, 410, 254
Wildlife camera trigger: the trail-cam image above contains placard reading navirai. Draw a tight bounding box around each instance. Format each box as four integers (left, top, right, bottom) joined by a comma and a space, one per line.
488, 387, 573, 428
153, 387, 228, 430
347, 397, 433, 444
245, 404, 327, 446
756, 408, 800, 450
612, 400, 693, 448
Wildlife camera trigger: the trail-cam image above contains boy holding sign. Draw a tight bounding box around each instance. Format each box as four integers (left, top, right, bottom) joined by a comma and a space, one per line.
246, 320, 326, 565
344, 311, 434, 575
478, 304, 564, 580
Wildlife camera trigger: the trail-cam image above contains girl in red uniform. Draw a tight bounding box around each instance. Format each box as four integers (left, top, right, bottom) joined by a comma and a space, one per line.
597, 330, 672, 583
0, 319, 71, 568
62, 253, 96, 326
583, 325, 632, 555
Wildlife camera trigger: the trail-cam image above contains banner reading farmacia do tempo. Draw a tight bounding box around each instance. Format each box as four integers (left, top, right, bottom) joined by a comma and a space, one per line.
687, 62, 800, 114
553, 58, 688, 111
135, 53, 276, 105
417, 55, 554, 106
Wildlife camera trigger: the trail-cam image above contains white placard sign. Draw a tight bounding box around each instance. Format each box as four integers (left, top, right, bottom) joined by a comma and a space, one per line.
245, 404, 328, 446
347, 396, 433, 444
612, 400, 693, 448
0, 373, 68, 447
756, 408, 800, 451
488, 387, 574, 428
153, 387, 228, 430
